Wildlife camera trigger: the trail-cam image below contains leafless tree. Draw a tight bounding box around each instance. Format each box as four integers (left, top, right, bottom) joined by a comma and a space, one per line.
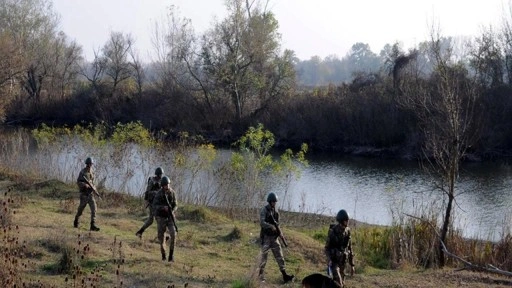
398, 27, 483, 267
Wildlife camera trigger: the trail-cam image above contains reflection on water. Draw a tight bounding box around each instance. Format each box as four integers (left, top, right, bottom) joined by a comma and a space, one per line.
1, 128, 510, 240
280, 154, 512, 240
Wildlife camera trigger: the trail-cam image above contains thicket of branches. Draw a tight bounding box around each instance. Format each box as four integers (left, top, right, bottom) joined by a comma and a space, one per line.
1, 0, 512, 159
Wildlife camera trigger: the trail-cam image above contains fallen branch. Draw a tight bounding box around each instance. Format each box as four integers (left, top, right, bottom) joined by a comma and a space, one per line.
403, 213, 512, 277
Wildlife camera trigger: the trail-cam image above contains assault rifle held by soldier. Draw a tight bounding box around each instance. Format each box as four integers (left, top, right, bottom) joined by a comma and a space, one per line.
270, 213, 288, 247
83, 176, 102, 200
165, 194, 178, 233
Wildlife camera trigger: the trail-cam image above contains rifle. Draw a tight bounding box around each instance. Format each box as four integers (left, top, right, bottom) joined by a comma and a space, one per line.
270, 213, 288, 247
164, 193, 178, 233
82, 176, 102, 200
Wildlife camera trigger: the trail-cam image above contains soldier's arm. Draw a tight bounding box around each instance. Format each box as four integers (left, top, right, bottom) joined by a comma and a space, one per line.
145, 177, 153, 192
347, 230, 355, 266
324, 229, 333, 260
259, 207, 274, 230
169, 189, 177, 212
76, 170, 88, 189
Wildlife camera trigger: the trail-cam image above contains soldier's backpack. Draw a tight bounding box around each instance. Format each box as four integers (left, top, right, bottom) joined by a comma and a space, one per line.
143, 177, 160, 202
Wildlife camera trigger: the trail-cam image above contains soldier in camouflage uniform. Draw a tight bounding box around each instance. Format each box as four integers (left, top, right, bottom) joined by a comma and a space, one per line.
73, 157, 100, 231
258, 192, 294, 283
135, 167, 164, 238
152, 176, 178, 262
325, 209, 355, 288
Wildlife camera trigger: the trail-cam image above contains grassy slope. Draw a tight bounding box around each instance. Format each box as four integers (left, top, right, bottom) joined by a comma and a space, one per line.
1, 176, 511, 288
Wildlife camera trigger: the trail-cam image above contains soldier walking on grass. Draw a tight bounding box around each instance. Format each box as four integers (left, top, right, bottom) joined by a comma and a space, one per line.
135, 167, 164, 238
258, 192, 294, 284
152, 176, 178, 262
73, 157, 100, 231
325, 209, 355, 288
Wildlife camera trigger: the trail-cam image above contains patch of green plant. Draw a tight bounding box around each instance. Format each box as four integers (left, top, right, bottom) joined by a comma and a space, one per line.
310, 226, 329, 242
111, 121, 155, 147
224, 226, 243, 241
180, 205, 227, 224
231, 279, 254, 288
354, 226, 393, 269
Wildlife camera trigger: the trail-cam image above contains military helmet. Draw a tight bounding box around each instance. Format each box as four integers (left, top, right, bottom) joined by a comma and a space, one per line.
161, 176, 170, 185
266, 192, 278, 203
155, 167, 164, 176
85, 157, 94, 165
336, 209, 350, 222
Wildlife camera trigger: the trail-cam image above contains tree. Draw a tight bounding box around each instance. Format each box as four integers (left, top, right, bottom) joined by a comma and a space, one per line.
0, 0, 60, 101
345, 42, 380, 73
470, 27, 504, 89
398, 28, 482, 267
0, 32, 24, 121
101, 32, 135, 97
46, 31, 83, 100
192, 0, 295, 126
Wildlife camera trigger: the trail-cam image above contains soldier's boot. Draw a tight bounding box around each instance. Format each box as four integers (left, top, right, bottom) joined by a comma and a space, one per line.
258, 268, 265, 282
73, 217, 79, 228
168, 249, 174, 262
160, 247, 166, 261
90, 222, 100, 231
281, 269, 294, 283
135, 228, 144, 238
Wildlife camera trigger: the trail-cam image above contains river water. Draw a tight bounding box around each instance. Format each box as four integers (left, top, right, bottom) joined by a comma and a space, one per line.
1, 129, 510, 241
280, 153, 512, 241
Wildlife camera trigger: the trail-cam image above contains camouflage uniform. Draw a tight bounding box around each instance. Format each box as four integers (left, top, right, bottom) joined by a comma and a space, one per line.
135, 175, 162, 237
152, 185, 177, 261
325, 223, 354, 287
74, 165, 99, 231
258, 202, 293, 283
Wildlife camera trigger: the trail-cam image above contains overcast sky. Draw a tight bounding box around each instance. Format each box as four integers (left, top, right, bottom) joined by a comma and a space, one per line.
52, 0, 507, 61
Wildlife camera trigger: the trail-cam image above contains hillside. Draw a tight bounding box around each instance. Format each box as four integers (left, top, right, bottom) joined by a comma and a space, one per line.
0, 174, 511, 288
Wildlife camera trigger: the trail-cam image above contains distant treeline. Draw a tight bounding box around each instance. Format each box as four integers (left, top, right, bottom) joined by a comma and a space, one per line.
1, 0, 512, 160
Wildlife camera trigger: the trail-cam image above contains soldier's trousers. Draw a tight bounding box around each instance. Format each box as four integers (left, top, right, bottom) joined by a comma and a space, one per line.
155, 216, 176, 256
75, 193, 97, 224
259, 235, 286, 271
138, 204, 155, 232
331, 261, 347, 287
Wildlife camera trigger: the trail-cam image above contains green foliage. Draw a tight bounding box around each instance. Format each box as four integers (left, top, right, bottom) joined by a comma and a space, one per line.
32, 122, 109, 147
111, 121, 155, 147
311, 227, 329, 242
232, 123, 308, 173
231, 123, 308, 178
223, 123, 308, 212
31, 123, 61, 146
354, 226, 394, 269
72, 122, 108, 147
235, 123, 275, 158
32, 121, 156, 148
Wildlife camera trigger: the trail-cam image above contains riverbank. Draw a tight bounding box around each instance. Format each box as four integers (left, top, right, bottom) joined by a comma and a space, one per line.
1, 172, 511, 287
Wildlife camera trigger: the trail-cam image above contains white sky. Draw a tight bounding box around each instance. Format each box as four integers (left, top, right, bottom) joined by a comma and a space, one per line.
52, 0, 507, 61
